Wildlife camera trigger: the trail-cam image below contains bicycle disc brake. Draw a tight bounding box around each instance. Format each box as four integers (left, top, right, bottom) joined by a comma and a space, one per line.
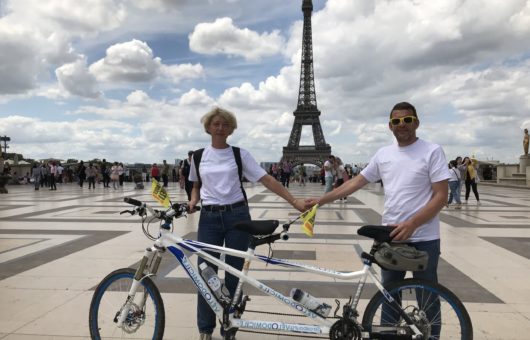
329, 319, 362, 340
120, 303, 145, 334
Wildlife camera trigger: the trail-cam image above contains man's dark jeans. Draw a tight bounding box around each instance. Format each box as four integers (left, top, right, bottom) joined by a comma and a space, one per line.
380, 239, 441, 337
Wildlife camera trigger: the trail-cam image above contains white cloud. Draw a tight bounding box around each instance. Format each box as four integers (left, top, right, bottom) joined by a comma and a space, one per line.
160, 63, 204, 83
178, 88, 215, 107
56, 57, 101, 98
89, 40, 162, 83
189, 17, 285, 61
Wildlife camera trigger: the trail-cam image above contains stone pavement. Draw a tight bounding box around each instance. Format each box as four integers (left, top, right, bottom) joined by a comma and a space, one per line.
0, 181, 529, 339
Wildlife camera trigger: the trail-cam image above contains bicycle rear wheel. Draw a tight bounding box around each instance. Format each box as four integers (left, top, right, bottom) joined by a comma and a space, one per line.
362, 278, 472, 339
89, 268, 165, 340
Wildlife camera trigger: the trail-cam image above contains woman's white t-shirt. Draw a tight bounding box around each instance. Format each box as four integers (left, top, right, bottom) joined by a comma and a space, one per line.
188, 146, 267, 205
360, 139, 450, 242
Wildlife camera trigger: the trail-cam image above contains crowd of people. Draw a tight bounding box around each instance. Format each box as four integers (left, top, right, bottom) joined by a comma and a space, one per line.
447, 156, 481, 209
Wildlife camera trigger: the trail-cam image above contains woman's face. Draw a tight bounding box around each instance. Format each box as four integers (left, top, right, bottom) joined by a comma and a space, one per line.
207, 115, 233, 138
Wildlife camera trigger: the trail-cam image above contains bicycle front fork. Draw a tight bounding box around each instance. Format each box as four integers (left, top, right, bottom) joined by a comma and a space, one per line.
116, 247, 163, 328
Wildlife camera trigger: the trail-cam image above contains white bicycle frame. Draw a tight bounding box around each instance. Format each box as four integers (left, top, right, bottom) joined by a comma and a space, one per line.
149, 228, 388, 337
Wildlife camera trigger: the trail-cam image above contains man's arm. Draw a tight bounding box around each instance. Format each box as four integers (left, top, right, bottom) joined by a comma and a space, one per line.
306, 174, 369, 208
389, 179, 448, 241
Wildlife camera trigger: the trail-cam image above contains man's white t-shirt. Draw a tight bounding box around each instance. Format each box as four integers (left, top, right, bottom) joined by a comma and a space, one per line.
360, 139, 450, 242
189, 146, 267, 205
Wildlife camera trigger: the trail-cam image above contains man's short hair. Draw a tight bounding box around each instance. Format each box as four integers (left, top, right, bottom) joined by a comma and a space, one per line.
390, 102, 417, 118
188, 150, 194, 156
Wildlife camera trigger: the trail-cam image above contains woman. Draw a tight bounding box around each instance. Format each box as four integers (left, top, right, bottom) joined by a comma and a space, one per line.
463, 156, 480, 205
110, 162, 120, 189
447, 160, 462, 209
334, 157, 348, 201
188, 107, 305, 340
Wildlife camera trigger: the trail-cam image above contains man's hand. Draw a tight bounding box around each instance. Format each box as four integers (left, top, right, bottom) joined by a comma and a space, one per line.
304, 198, 319, 210
389, 220, 418, 241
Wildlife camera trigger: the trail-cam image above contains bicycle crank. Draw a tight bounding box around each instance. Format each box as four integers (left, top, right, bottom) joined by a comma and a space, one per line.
329, 319, 362, 340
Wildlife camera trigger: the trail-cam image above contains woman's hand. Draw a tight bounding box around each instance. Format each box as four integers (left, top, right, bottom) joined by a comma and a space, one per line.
291, 198, 306, 212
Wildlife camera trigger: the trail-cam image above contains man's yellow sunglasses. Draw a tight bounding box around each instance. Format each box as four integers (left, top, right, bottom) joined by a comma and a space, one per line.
389, 116, 417, 126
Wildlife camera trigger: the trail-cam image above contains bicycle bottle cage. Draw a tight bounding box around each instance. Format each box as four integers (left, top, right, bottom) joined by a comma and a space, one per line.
374, 242, 429, 271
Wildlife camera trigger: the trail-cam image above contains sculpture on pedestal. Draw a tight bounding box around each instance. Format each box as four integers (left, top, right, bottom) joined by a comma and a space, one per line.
523, 129, 529, 156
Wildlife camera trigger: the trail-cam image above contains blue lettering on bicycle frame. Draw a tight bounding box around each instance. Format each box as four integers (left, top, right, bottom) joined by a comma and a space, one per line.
238, 319, 321, 333
167, 246, 222, 313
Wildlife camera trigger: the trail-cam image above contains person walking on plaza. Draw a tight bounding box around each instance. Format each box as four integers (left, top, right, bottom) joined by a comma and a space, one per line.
323, 155, 335, 193
110, 162, 120, 190
151, 163, 160, 182
161, 160, 170, 187
305, 102, 450, 337
463, 156, 480, 205
49, 161, 57, 190
31, 163, 41, 191
77, 161, 86, 188
118, 163, 125, 186
86, 162, 97, 189
187, 107, 305, 340
182, 151, 193, 200
101, 159, 110, 188
447, 160, 462, 209
142, 166, 147, 182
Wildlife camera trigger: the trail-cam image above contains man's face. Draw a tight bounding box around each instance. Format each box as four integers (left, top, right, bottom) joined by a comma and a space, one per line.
389, 109, 419, 146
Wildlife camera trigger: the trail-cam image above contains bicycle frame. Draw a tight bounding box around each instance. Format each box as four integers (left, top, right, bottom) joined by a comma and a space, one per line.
148, 228, 384, 336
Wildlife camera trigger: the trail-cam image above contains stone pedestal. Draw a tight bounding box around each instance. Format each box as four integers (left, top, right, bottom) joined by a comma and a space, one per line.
520, 155, 530, 173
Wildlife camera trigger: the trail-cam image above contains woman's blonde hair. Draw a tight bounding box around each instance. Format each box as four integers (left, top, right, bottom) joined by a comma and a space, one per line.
200, 107, 238, 134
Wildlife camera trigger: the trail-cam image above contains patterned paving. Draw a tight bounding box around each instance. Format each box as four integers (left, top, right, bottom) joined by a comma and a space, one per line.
0, 181, 529, 339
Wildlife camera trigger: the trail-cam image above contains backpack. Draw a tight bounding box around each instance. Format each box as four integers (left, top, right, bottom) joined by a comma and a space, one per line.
193, 147, 247, 203
182, 159, 191, 178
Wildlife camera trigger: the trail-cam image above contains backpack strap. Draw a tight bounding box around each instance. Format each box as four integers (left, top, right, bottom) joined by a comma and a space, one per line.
231, 146, 248, 203
193, 148, 205, 184
193, 146, 247, 203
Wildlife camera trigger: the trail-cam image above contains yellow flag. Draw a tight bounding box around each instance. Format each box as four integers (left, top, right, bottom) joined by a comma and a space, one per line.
151, 178, 170, 208
300, 204, 318, 237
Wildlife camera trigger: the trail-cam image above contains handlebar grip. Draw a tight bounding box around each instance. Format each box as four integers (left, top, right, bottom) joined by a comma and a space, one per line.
124, 197, 142, 206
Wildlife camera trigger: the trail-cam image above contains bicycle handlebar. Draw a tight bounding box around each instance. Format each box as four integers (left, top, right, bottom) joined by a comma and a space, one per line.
124, 197, 143, 206
123, 197, 200, 217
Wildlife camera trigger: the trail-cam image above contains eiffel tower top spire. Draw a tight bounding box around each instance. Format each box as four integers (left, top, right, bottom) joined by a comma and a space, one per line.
297, 0, 317, 112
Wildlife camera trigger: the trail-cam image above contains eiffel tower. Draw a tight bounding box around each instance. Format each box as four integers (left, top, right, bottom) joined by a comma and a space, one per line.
282, 0, 331, 167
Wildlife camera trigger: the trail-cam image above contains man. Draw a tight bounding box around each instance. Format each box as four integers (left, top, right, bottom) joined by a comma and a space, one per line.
161, 160, 170, 187
323, 155, 335, 193
308, 101, 449, 278
101, 159, 110, 188
182, 151, 193, 200
306, 102, 449, 334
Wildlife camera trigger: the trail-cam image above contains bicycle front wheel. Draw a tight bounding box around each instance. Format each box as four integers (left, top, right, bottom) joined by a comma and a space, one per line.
89, 268, 165, 340
362, 278, 472, 339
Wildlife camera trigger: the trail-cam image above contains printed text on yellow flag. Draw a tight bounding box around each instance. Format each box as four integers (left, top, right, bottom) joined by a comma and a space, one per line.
300, 204, 318, 237
151, 179, 170, 208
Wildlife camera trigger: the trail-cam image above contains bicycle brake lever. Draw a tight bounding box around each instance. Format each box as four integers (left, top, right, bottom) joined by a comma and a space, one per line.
120, 209, 135, 215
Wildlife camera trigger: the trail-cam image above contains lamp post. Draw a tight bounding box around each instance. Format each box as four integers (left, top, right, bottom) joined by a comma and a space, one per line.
0, 135, 10, 157
0, 136, 10, 193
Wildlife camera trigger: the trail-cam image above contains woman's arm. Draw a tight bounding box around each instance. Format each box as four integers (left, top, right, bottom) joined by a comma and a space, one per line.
259, 174, 305, 212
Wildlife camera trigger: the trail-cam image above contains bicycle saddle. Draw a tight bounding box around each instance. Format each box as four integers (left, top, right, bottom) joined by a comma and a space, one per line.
357, 225, 394, 243
234, 220, 280, 236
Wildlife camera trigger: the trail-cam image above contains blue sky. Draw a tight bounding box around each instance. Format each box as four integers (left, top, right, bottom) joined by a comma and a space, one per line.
1, 0, 529, 165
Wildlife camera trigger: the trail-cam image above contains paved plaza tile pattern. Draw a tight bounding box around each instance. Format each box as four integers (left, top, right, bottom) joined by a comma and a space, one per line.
0, 181, 529, 339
